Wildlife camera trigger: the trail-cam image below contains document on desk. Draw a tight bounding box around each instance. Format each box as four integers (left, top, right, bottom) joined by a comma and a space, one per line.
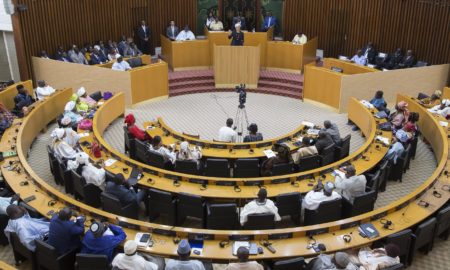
78, 132, 90, 138
307, 129, 321, 136
232, 241, 258, 255
104, 159, 117, 167
375, 135, 390, 146
439, 121, 448, 127
263, 149, 276, 158
301, 121, 315, 128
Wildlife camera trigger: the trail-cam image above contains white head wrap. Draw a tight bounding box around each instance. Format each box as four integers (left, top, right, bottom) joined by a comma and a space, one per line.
76, 152, 90, 165
65, 101, 76, 111
77, 87, 86, 97
61, 116, 72, 126
235, 23, 241, 28
94, 45, 101, 51
51, 128, 65, 140
441, 99, 450, 106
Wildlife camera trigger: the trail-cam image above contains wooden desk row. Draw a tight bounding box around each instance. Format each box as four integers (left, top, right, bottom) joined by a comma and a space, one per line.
1, 89, 449, 261
88, 92, 391, 192
0, 80, 33, 111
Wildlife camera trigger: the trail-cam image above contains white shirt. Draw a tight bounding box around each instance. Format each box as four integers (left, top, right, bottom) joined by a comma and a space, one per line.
4, 213, 50, 251
428, 105, 450, 117
218, 126, 237, 142
176, 30, 196, 41
112, 61, 131, 71
240, 199, 281, 225
358, 247, 400, 270
225, 261, 264, 270
351, 55, 368, 66
334, 174, 367, 203
165, 259, 206, 270
149, 145, 176, 164
52, 140, 78, 160
36, 85, 56, 100
64, 127, 80, 148
292, 34, 308, 45
302, 190, 342, 211
82, 163, 106, 187
112, 253, 158, 270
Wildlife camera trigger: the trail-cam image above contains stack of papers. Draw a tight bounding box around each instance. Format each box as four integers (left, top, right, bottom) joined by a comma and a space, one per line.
263, 149, 276, 158
307, 129, 321, 136
375, 136, 390, 146
104, 159, 117, 167
439, 121, 448, 127
78, 133, 90, 138
301, 121, 315, 128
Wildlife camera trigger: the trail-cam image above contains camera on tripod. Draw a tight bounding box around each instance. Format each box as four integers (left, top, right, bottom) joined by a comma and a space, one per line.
235, 84, 247, 108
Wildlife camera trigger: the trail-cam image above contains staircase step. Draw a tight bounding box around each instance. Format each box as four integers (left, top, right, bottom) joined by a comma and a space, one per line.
258, 80, 303, 90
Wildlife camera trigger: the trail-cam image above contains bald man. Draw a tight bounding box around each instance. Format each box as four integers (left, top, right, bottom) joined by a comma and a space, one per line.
225, 246, 264, 270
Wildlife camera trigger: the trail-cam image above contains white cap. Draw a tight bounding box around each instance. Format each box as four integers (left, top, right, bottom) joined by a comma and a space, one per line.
51, 128, 65, 139
77, 87, 86, 97
64, 101, 76, 111
124, 240, 138, 255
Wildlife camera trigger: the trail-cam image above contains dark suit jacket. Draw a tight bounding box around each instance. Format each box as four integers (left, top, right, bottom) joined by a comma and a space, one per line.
314, 133, 334, 154
166, 26, 179, 40
400, 55, 416, 68
232, 16, 246, 30
137, 25, 150, 41
362, 46, 377, 64
228, 31, 244, 46
105, 182, 137, 206
263, 16, 277, 30
89, 53, 102, 65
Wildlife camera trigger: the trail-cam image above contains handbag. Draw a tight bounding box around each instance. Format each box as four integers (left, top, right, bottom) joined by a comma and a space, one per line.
103, 91, 113, 100
90, 141, 102, 158
78, 119, 93, 130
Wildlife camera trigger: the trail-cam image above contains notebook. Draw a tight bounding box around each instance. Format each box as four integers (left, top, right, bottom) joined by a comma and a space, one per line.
232, 241, 258, 255
359, 223, 379, 239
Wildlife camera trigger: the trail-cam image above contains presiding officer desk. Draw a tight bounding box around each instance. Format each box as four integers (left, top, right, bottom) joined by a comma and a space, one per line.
160, 27, 317, 73
85, 92, 392, 199
1, 87, 449, 262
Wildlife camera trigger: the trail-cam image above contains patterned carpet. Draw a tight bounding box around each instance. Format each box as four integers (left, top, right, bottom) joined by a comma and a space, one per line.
0, 92, 445, 270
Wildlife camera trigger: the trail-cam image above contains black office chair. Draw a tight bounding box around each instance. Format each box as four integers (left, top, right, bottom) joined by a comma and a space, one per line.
304, 198, 342, 226
71, 170, 102, 207
408, 217, 437, 265
234, 158, 260, 178
380, 264, 404, 270
101, 192, 139, 219
105, 170, 116, 183
0, 214, 9, 246
402, 144, 412, 172
135, 139, 149, 164
175, 160, 200, 175
385, 229, 412, 266
334, 134, 351, 161
35, 239, 77, 270
177, 192, 206, 228
46, 145, 58, 179
365, 170, 380, 199
204, 158, 229, 177
147, 150, 166, 169
206, 203, 238, 230
55, 157, 71, 194
388, 145, 409, 182
243, 213, 275, 230
276, 192, 302, 225
9, 232, 37, 269
342, 190, 376, 218
297, 155, 321, 172
123, 126, 136, 159
89, 91, 103, 102
273, 257, 307, 270
75, 254, 110, 270
319, 144, 335, 166
148, 188, 177, 226
272, 162, 293, 176
435, 205, 450, 240
378, 159, 390, 192
409, 135, 418, 160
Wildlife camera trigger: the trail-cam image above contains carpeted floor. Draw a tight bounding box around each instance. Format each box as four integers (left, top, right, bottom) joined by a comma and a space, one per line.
0, 92, 445, 270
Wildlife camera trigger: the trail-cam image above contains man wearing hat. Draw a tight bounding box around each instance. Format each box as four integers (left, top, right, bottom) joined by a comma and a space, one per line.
225, 246, 264, 270
240, 188, 281, 226
81, 221, 126, 262
67, 152, 106, 187
302, 182, 342, 211
334, 164, 367, 203
384, 128, 412, 165
165, 239, 206, 270
48, 208, 85, 255
243, 123, 263, 142
112, 240, 158, 270
35, 80, 56, 100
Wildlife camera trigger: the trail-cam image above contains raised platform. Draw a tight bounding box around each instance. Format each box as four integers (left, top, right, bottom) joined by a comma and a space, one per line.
168, 69, 304, 99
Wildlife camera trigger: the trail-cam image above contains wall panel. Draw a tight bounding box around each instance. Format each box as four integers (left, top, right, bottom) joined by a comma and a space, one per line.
283, 0, 450, 65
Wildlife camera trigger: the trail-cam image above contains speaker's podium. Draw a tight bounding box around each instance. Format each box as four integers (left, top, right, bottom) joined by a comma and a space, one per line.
213, 45, 260, 89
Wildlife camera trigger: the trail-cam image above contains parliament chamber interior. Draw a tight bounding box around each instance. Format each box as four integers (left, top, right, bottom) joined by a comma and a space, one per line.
0, 0, 449, 269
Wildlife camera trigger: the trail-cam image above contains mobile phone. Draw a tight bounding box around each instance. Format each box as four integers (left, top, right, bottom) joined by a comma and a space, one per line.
140, 233, 151, 243
23, 195, 36, 203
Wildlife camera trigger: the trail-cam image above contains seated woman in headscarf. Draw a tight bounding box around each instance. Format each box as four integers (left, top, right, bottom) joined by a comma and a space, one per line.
261, 143, 293, 176
60, 116, 80, 148
404, 112, 419, 136
389, 101, 409, 132
70, 94, 89, 113
428, 99, 450, 118
419, 90, 441, 108
384, 128, 412, 164
76, 87, 97, 107
124, 114, 152, 141
176, 141, 202, 168
51, 128, 78, 160
63, 101, 83, 127
68, 152, 105, 188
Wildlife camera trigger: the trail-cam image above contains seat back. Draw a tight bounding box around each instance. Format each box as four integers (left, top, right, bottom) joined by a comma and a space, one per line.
148, 188, 177, 225
349, 190, 376, 216
402, 144, 411, 172
46, 145, 57, 177
385, 229, 412, 265
273, 257, 307, 270
378, 159, 389, 192
340, 135, 351, 159
272, 162, 293, 176
298, 155, 321, 172
10, 232, 34, 264
409, 135, 418, 159
205, 158, 229, 177
413, 217, 437, 250
178, 192, 204, 219
89, 91, 103, 102
304, 198, 342, 225
234, 158, 260, 178
320, 144, 335, 166
101, 192, 123, 215
366, 170, 381, 197
244, 213, 275, 230
175, 160, 199, 175
75, 254, 109, 270
35, 239, 60, 269
135, 140, 149, 163
123, 126, 136, 159
71, 170, 86, 199
380, 263, 404, 270
147, 150, 166, 168
276, 192, 301, 217
206, 203, 238, 230
436, 205, 450, 237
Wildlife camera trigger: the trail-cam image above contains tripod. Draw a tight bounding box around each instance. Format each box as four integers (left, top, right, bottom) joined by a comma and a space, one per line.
234, 104, 249, 142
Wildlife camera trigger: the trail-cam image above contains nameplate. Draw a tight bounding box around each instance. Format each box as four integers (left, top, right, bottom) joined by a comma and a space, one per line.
210, 144, 227, 149
340, 220, 361, 230
243, 181, 263, 186
189, 179, 207, 185
229, 235, 254, 241
307, 228, 329, 236
370, 211, 388, 221
271, 178, 290, 184
164, 174, 181, 181
118, 221, 139, 230
215, 181, 236, 186
269, 233, 293, 240
188, 233, 215, 240
255, 142, 272, 148
152, 228, 176, 236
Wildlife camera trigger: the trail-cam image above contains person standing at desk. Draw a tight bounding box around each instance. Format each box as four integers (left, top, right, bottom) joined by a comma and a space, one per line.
228, 23, 244, 46
166, 20, 179, 41
262, 11, 277, 32
137, 20, 151, 55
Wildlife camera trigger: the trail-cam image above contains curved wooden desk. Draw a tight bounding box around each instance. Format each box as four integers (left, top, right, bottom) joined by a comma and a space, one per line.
0, 261, 17, 270
1, 90, 449, 262
0, 80, 33, 111
144, 117, 304, 159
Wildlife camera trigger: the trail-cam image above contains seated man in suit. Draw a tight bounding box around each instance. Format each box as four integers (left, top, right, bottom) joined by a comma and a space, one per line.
262, 11, 277, 32
397, 50, 416, 69
240, 188, 281, 226
350, 49, 368, 66
56, 52, 72, 63
209, 16, 224, 31
322, 120, 341, 146
361, 42, 377, 64
334, 164, 367, 203
314, 130, 334, 154
302, 182, 341, 211
385, 48, 404, 69
105, 173, 147, 208
166, 20, 179, 40
13, 84, 35, 117
292, 137, 318, 164
48, 208, 85, 255
176, 25, 196, 41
